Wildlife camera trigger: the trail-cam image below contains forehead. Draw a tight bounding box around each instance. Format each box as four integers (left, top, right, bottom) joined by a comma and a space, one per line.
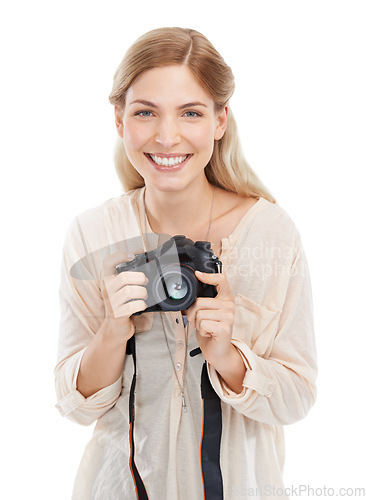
125, 65, 214, 107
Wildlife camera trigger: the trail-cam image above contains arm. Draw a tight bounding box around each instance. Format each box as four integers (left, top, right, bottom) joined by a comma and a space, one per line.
75, 317, 129, 398
54, 303, 125, 426
54, 216, 147, 425
210, 344, 247, 394
206, 240, 317, 426
54, 217, 121, 425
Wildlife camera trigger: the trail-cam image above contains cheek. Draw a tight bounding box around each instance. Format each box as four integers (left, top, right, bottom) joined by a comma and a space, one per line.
189, 123, 215, 151
123, 121, 150, 151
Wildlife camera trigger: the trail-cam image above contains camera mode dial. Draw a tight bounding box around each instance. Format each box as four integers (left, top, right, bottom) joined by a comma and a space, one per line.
195, 241, 212, 251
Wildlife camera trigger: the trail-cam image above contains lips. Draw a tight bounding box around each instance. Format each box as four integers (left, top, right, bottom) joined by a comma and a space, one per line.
146, 153, 190, 167
144, 153, 193, 170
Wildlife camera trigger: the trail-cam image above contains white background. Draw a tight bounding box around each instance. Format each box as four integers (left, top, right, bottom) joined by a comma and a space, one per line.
1, 1, 365, 498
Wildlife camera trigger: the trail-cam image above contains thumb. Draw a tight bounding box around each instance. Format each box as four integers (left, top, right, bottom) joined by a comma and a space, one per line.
195, 270, 221, 283
195, 270, 233, 298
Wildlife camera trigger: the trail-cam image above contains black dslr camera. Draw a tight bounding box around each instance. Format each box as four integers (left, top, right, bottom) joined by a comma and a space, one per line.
115, 235, 222, 315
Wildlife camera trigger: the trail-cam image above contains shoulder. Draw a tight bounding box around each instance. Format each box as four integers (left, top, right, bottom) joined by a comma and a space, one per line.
68, 188, 142, 231
258, 199, 299, 233
62, 189, 144, 278
74, 189, 140, 225
64, 188, 143, 249
242, 197, 303, 251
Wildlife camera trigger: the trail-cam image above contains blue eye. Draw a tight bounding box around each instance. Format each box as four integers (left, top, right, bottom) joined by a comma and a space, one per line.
184, 111, 201, 118
136, 110, 153, 117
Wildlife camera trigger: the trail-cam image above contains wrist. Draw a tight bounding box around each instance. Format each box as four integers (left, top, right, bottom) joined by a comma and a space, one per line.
213, 344, 246, 394
208, 343, 237, 373
99, 317, 132, 347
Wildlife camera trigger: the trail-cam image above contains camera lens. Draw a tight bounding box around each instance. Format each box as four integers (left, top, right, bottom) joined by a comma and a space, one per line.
152, 265, 198, 311
164, 275, 188, 300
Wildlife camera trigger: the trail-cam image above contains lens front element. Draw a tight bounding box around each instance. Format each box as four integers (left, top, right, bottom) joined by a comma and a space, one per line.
165, 274, 188, 300
153, 265, 198, 311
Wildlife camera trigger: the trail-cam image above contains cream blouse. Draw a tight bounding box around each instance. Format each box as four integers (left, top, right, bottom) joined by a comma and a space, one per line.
55, 186, 317, 500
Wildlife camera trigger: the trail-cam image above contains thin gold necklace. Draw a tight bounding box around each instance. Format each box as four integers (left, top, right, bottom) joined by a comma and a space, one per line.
143, 185, 217, 413
143, 185, 216, 242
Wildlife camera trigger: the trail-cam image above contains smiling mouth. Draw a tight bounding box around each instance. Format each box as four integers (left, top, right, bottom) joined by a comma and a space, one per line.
145, 153, 191, 167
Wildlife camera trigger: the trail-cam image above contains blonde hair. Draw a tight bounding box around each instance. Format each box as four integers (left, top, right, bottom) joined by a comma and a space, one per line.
109, 27, 275, 203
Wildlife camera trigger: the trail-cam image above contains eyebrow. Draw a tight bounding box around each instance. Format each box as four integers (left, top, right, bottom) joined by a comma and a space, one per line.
129, 99, 208, 110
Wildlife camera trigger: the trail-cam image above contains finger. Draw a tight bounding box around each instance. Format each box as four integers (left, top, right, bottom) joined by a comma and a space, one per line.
102, 276, 148, 318
186, 297, 234, 325
197, 319, 233, 338
111, 298, 147, 319
195, 270, 223, 285
102, 247, 146, 277
195, 310, 234, 332
113, 270, 148, 290
102, 251, 133, 277
186, 298, 217, 326
196, 320, 221, 337
195, 270, 233, 298
113, 284, 148, 305
195, 308, 233, 324
103, 272, 148, 298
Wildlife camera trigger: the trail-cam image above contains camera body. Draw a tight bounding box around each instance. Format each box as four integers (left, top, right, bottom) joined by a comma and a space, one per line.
115, 235, 222, 315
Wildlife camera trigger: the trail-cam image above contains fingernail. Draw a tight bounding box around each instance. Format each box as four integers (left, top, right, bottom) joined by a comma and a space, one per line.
196, 270, 203, 275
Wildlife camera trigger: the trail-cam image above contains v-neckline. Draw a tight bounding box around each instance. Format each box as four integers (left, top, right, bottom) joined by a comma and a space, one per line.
136, 186, 269, 261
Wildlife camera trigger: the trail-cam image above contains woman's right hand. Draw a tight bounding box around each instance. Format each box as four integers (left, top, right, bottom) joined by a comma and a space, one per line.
101, 250, 148, 343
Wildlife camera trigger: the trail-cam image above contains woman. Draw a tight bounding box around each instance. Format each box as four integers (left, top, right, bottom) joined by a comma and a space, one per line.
55, 27, 317, 500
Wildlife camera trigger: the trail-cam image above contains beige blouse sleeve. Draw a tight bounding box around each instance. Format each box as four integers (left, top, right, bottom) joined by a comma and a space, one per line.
54, 216, 122, 426
207, 239, 317, 426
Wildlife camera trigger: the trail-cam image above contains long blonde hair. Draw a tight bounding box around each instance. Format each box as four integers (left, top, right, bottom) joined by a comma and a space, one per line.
109, 27, 275, 203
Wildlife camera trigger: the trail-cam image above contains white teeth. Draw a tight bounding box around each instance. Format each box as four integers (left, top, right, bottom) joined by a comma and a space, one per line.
148, 154, 189, 166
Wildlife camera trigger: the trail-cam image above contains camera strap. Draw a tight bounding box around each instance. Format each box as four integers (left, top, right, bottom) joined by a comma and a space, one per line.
126, 335, 224, 500
126, 335, 149, 500
200, 362, 224, 500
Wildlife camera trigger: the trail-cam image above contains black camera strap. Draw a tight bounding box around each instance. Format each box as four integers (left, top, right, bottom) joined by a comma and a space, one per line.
200, 362, 224, 499
126, 336, 224, 500
126, 335, 149, 500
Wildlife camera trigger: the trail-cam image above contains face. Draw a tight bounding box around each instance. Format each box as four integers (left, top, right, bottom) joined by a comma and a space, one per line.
114, 65, 228, 193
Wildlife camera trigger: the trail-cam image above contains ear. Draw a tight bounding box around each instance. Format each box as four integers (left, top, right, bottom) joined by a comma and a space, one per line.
214, 105, 229, 141
114, 106, 124, 139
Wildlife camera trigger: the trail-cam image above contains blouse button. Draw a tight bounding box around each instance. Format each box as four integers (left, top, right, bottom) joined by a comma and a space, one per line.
177, 341, 184, 349
175, 363, 182, 371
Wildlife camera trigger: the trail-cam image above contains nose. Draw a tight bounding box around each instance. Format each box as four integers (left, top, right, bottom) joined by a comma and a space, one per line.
154, 117, 181, 148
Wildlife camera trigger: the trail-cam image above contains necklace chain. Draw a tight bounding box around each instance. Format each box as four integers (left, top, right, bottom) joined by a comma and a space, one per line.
161, 314, 188, 412
143, 185, 217, 242
143, 185, 217, 413
205, 185, 216, 241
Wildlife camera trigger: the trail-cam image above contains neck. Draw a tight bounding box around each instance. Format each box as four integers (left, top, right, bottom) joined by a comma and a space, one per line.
144, 179, 216, 238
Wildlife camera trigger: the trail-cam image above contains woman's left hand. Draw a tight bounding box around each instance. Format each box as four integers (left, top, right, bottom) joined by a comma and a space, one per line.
185, 270, 236, 367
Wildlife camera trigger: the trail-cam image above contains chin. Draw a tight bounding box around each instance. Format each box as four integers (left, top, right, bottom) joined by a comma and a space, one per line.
146, 179, 191, 193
